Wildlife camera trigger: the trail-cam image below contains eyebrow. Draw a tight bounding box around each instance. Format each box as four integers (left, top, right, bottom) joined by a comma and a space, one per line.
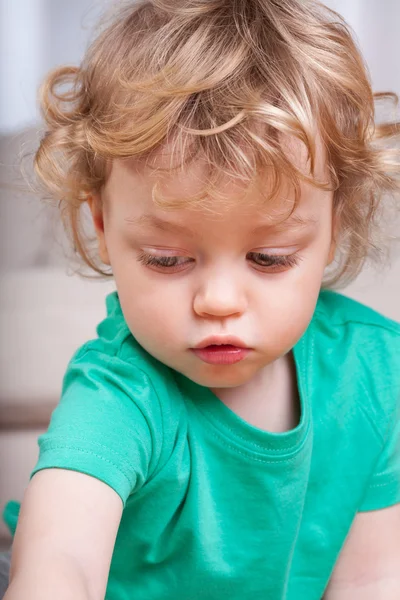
124, 212, 318, 236
251, 213, 319, 234
124, 214, 197, 237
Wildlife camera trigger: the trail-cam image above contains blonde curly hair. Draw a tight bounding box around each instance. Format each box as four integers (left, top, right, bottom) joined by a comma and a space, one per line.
34, 0, 400, 286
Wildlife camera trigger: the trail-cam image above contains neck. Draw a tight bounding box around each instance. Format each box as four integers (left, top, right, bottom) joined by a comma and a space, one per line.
210, 352, 300, 433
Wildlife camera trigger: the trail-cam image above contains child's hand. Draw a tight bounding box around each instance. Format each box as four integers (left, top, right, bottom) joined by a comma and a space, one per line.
4, 469, 123, 600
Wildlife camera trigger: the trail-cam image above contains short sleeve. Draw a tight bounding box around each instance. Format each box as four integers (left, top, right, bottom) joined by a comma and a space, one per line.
31, 349, 164, 506
358, 398, 400, 512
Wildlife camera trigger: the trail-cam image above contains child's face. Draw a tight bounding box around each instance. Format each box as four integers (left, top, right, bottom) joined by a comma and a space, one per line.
90, 141, 335, 389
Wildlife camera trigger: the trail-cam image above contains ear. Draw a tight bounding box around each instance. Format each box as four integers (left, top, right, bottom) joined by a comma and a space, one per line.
326, 210, 340, 266
327, 238, 336, 266
86, 194, 111, 265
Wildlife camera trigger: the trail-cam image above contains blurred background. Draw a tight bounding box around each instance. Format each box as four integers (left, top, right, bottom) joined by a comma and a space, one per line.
0, 0, 399, 549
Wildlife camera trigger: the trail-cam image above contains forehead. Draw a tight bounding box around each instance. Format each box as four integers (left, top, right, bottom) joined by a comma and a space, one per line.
104, 130, 331, 223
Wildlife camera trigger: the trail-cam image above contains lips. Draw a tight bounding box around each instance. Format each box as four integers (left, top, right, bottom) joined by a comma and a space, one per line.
193, 336, 248, 350
190, 337, 251, 365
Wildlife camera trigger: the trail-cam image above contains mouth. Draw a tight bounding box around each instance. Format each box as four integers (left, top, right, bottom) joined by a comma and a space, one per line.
190, 336, 252, 365
194, 336, 249, 350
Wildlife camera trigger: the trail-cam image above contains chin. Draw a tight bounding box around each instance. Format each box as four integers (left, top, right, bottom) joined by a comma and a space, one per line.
184, 365, 258, 389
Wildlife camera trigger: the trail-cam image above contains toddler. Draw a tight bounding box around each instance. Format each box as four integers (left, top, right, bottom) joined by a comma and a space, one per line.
2, 0, 400, 598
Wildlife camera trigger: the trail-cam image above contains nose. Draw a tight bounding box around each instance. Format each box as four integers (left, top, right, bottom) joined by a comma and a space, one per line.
193, 269, 248, 319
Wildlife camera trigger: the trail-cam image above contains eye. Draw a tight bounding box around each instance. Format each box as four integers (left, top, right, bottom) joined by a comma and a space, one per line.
137, 252, 194, 272
247, 252, 300, 271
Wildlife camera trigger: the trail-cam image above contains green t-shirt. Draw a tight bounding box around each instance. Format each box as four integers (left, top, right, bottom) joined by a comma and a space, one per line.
4, 289, 400, 599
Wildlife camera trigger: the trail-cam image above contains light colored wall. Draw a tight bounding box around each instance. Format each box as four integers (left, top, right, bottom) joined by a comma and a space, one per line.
0, 0, 105, 133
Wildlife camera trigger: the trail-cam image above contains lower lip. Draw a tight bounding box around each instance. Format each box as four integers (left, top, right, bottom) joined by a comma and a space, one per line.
191, 345, 251, 365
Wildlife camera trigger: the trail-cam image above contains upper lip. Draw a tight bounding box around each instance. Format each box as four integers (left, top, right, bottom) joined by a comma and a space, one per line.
193, 336, 249, 349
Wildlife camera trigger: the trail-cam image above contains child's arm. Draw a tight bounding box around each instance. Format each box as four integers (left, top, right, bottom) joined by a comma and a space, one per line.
323, 503, 400, 599
4, 468, 123, 600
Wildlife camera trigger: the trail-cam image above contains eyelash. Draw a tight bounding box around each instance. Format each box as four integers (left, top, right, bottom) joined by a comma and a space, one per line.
137, 252, 301, 272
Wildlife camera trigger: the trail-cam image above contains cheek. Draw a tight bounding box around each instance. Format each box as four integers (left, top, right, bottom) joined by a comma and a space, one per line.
266, 300, 315, 348
254, 264, 323, 352
113, 269, 188, 348
107, 238, 193, 350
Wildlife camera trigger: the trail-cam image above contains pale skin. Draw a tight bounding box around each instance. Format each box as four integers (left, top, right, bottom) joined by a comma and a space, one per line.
5, 140, 400, 599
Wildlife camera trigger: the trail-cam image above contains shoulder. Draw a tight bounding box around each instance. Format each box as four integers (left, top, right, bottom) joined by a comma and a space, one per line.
70, 290, 177, 389
38, 291, 186, 502
311, 289, 400, 434
315, 288, 400, 335
63, 290, 185, 428
313, 288, 400, 369
313, 289, 400, 361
